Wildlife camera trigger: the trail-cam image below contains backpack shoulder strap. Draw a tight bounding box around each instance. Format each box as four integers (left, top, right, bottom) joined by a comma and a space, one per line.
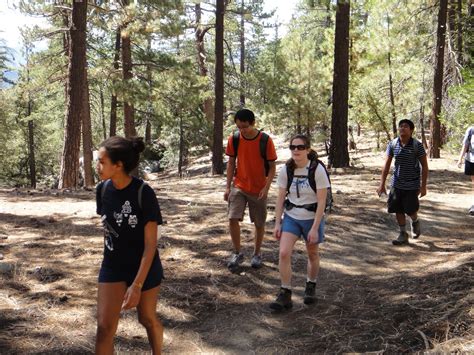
391, 137, 398, 152
285, 162, 294, 194
138, 181, 146, 210
232, 131, 240, 157
412, 137, 420, 158
259, 131, 269, 161
308, 159, 319, 193
101, 179, 111, 203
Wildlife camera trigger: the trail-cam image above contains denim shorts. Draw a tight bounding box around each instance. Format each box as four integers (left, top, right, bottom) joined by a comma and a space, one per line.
281, 213, 325, 244
98, 252, 163, 291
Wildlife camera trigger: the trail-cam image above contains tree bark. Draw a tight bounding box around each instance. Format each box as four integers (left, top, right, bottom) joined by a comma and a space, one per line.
240, 0, 246, 106
100, 87, 106, 140
27, 118, 36, 189
122, 27, 136, 138
329, 0, 350, 168
387, 14, 397, 137
59, 0, 87, 189
82, 71, 94, 188
110, 29, 120, 137
429, 0, 448, 159
456, 0, 463, 62
195, 3, 214, 127
212, 0, 225, 175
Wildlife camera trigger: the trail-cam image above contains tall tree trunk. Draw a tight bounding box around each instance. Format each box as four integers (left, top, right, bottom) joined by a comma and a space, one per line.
146, 36, 153, 145
240, 0, 246, 106
195, 3, 214, 128
27, 118, 36, 189
82, 71, 94, 188
387, 14, 397, 137
212, 0, 225, 175
25, 41, 36, 188
456, 0, 463, 63
429, 0, 448, 159
59, 0, 87, 189
110, 29, 120, 137
178, 115, 184, 178
100, 87, 106, 140
329, 0, 350, 168
121, 27, 136, 138
419, 69, 428, 149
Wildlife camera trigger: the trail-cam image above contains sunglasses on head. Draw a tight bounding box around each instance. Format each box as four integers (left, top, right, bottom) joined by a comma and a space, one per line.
289, 144, 306, 151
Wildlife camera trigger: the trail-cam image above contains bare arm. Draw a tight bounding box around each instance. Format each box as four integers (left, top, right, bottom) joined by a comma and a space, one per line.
377, 155, 393, 196
308, 188, 327, 244
419, 155, 429, 197
259, 161, 276, 200
122, 221, 157, 309
457, 143, 468, 167
273, 187, 287, 240
224, 156, 236, 201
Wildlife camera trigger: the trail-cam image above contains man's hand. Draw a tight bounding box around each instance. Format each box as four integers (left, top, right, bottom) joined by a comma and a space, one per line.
419, 186, 427, 198
376, 184, 387, 197
224, 187, 231, 201
122, 285, 141, 310
258, 186, 269, 200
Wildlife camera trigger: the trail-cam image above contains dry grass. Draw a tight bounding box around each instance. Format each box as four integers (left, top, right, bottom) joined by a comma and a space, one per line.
0, 136, 472, 354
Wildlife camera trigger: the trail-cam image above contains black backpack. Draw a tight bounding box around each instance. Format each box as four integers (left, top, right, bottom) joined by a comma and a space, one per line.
285, 158, 333, 213
232, 130, 270, 176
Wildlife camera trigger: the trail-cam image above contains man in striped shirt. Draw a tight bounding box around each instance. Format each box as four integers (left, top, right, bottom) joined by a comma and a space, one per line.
377, 119, 429, 245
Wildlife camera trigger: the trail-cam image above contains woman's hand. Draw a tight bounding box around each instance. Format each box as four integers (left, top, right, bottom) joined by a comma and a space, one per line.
307, 227, 319, 245
122, 284, 141, 310
273, 224, 282, 240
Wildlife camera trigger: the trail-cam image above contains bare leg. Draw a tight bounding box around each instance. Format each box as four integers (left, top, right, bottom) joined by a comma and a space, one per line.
278, 232, 299, 286
254, 225, 265, 255
229, 219, 241, 252
137, 286, 163, 355
305, 242, 320, 280
95, 282, 127, 355
395, 213, 406, 226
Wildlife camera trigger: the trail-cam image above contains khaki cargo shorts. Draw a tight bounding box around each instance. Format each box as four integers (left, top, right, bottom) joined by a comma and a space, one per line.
228, 187, 267, 228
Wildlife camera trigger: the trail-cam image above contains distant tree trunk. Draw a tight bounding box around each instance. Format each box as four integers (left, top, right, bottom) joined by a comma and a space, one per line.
121, 26, 136, 138
195, 3, 214, 131
145, 36, 153, 145
357, 122, 361, 136
387, 14, 397, 137
456, 0, 463, 63
82, 72, 94, 188
240, 0, 246, 106
110, 29, 120, 137
100, 87, 106, 140
419, 69, 428, 149
27, 118, 36, 189
24, 41, 36, 188
59, 0, 87, 189
178, 115, 184, 178
429, 0, 448, 159
329, 0, 350, 168
62, 4, 69, 107
212, 0, 225, 175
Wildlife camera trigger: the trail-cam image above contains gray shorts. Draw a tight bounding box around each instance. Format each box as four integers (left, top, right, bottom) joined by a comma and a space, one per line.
228, 187, 267, 227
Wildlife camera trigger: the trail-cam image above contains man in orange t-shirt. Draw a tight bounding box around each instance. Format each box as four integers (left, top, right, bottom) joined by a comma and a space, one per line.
224, 109, 277, 270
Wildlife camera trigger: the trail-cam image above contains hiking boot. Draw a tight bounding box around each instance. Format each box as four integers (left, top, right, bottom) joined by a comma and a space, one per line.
469, 205, 474, 216
303, 281, 317, 305
250, 254, 263, 269
392, 231, 409, 246
227, 252, 244, 270
269, 288, 292, 311
412, 220, 421, 239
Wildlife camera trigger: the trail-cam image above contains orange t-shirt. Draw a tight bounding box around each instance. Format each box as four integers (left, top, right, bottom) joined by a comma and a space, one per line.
225, 131, 277, 195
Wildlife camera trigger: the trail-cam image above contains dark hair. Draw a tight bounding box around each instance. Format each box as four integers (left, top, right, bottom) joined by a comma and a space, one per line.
234, 109, 255, 124
100, 136, 145, 173
398, 119, 415, 131
286, 134, 318, 170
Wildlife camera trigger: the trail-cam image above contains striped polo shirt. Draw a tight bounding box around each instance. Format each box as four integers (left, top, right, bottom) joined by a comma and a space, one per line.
387, 137, 426, 190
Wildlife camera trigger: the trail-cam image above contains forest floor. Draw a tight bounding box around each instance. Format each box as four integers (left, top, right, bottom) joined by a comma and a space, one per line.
0, 135, 473, 354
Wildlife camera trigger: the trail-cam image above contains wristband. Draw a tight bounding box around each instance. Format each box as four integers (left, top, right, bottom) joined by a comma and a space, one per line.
132, 281, 143, 290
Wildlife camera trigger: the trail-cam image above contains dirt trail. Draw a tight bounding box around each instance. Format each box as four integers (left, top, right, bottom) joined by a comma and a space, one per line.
0, 137, 473, 354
